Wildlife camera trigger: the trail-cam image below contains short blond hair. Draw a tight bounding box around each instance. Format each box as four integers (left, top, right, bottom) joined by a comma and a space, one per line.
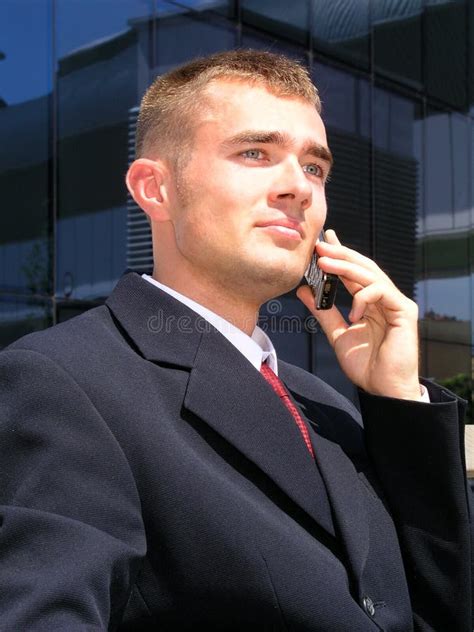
136, 49, 321, 162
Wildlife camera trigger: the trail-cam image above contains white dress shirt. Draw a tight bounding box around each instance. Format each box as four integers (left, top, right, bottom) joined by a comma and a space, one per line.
142, 274, 278, 374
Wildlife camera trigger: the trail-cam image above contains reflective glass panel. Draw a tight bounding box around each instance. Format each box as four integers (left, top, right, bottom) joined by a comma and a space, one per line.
0, 296, 52, 349
241, 28, 307, 66
55, 0, 153, 300
419, 107, 471, 398
311, 0, 370, 68
260, 294, 312, 372
154, 1, 236, 74
373, 87, 421, 299
373, 0, 422, 87
241, 0, 370, 68
157, 0, 236, 21
241, 0, 311, 47
424, 0, 468, 110
314, 64, 372, 257
0, 0, 52, 295
310, 63, 371, 401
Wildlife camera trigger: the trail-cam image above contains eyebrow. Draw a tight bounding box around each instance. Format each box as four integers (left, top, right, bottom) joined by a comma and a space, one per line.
221, 129, 333, 170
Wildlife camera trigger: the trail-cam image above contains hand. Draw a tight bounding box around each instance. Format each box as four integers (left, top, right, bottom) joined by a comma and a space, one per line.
297, 230, 422, 401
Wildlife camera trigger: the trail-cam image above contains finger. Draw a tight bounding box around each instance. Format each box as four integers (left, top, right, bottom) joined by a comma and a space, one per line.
323, 229, 341, 246
337, 275, 364, 297
349, 282, 417, 323
317, 237, 389, 279
296, 285, 348, 348
318, 257, 376, 288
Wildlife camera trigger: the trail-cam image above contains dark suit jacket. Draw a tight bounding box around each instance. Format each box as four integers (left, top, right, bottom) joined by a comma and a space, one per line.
0, 272, 471, 631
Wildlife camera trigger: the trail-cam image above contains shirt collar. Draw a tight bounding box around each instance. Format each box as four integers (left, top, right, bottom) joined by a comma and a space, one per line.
142, 274, 279, 375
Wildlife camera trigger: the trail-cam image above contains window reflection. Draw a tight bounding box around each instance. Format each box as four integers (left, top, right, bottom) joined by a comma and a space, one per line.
242, 0, 310, 47
154, 2, 236, 74
373, 88, 420, 299
312, 0, 370, 68
373, 0, 423, 87
0, 297, 52, 350
418, 107, 471, 400
315, 64, 371, 258
424, 0, 468, 111
56, 0, 153, 300
0, 0, 52, 295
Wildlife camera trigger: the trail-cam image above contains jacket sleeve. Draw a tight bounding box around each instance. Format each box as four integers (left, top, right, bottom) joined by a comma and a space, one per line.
0, 349, 146, 630
359, 380, 472, 632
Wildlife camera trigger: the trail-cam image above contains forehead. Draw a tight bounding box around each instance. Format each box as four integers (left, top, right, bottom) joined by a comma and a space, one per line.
195, 79, 327, 146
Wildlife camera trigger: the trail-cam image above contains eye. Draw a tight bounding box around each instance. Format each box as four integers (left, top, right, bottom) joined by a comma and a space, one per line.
242, 149, 264, 160
303, 163, 323, 177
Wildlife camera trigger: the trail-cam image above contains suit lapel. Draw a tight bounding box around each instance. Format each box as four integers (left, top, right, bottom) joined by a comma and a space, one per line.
106, 274, 331, 534
279, 363, 370, 590
184, 327, 335, 536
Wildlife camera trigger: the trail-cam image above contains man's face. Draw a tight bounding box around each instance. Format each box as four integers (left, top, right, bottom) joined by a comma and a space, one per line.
166, 79, 331, 303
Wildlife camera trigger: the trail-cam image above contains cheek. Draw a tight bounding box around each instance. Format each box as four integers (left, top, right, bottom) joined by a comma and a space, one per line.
310, 189, 328, 220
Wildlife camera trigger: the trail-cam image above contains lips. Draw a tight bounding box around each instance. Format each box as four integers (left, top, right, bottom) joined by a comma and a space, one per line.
255, 218, 304, 239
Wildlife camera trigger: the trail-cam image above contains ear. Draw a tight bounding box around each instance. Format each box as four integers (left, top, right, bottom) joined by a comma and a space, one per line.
126, 158, 171, 222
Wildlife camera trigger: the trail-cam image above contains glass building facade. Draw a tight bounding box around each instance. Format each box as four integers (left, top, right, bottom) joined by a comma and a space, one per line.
0, 0, 472, 416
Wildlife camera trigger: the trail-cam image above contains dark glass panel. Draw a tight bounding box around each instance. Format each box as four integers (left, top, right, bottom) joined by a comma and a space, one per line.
424, 109, 453, 232
311, 303, 358, 403
154, 2, 236, 73
241, 28, 308, 66
470, 0, 474, 116
309, 63, 370, 402
470, 116, 473, 412
0, 0, 52, 295
157, 0, 236, 20
56, 300, 101, 324
241, 0, 311, 48
0, 296, 52, 349
260, 293, 311, 371
313, 64, 372, 258
56, 0, 152, 60
451, 114, 471, 229
311, 0, 370, 69
241, 0, 370, 68
56, 0, 153, 300
373, 88, 421, 299
419, 107, 471, 396
424, 0, 468, 110
373, 1, 422, 88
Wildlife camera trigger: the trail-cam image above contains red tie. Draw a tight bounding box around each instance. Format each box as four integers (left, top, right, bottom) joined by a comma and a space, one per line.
260, 363, 315, 458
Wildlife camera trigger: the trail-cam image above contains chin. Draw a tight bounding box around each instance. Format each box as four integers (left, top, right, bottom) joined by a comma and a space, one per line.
228, 252, 305, 294
263, 267, 304, 297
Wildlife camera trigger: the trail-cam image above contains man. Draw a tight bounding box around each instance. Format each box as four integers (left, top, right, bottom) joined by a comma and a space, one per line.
0, 50, 471, 631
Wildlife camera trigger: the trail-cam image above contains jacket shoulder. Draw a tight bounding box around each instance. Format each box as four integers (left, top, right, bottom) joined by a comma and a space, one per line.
5, 305, 120, 364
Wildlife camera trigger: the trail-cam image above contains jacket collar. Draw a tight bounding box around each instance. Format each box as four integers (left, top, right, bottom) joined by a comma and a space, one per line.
105, 272, 202, 367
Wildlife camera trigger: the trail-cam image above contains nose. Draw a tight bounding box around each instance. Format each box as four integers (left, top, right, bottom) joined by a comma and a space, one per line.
268, 158, 313, 212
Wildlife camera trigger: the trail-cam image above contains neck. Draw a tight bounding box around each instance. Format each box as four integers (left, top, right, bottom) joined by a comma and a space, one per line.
151, 268, 261, 337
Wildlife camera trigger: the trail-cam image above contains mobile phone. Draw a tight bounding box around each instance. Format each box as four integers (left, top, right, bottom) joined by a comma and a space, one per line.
304, 230, 339, 310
